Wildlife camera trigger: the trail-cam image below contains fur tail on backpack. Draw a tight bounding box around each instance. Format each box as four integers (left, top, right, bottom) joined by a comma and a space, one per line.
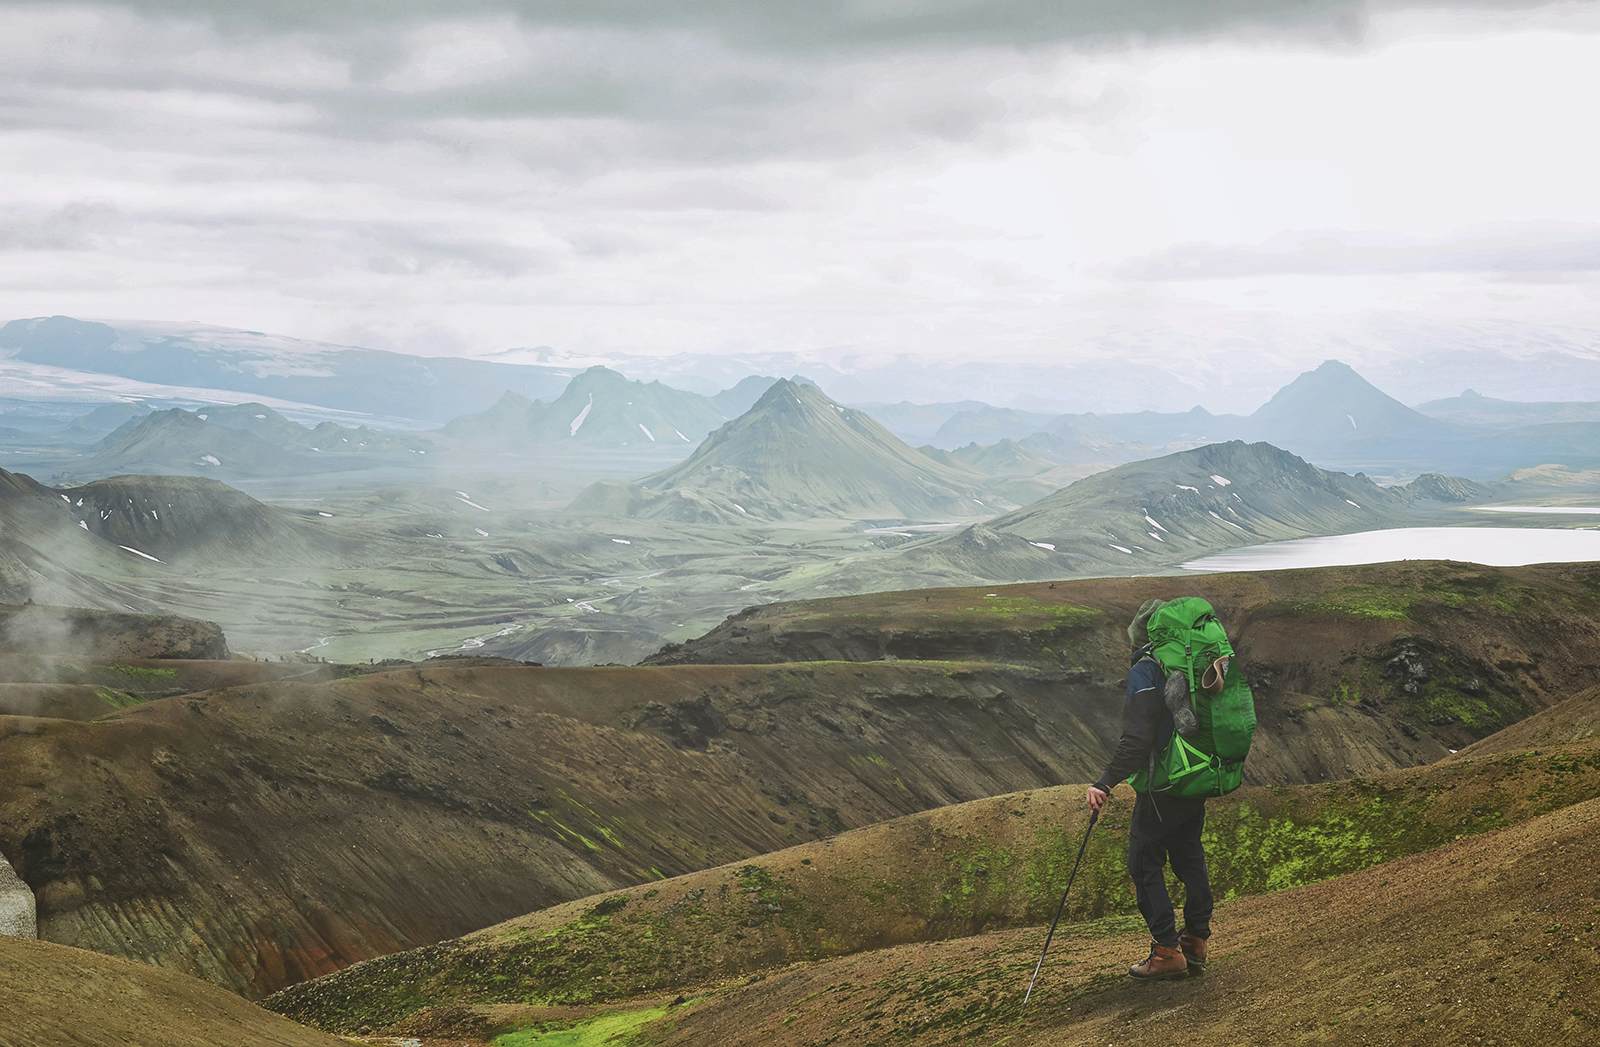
1164, 671, 1199, 737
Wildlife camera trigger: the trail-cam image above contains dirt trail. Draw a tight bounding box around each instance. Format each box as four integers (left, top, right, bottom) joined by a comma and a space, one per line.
652, 794, 1600, 1046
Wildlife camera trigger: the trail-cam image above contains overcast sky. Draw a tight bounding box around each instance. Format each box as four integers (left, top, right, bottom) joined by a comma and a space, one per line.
3, 1, 1599, 365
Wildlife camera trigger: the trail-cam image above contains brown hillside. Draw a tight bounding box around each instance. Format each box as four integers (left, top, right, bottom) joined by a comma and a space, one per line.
0, 603, 228, 660
641, 792, 1600, 1047
0, 658, 343, 719
0, 659, 1143, 998
267, 738, 1600, 1034
0, 936, 341, 1047
1451, 684, 1599, 757
5, 562, 1600, 999
653, 560, 1600, 747
0, 642, 1480, 1001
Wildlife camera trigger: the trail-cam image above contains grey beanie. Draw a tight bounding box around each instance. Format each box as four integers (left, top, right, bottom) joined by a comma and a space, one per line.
1128, 598, 1164, 646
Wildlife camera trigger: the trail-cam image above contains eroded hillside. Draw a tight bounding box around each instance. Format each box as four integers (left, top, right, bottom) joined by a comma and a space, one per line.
266, 731, 1600, 1035
657, 560, 1600, 747
4, 561, 1596, 1005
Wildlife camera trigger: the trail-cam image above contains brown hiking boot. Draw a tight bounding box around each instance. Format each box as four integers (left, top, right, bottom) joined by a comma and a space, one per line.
1179, 930, 1208, 971
1128, 941, 1188, 980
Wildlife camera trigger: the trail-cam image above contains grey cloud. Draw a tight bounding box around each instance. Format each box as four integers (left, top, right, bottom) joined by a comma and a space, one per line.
0, 194, 553, 281
0, 203, 121, 252
4, 0, 1594, 355
41, 1, 1567, 51
7, 1, 1577, 181
1, 12, 1029, 176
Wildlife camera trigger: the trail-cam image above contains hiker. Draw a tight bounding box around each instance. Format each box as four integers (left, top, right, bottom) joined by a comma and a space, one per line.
1085, 598, 1223, 980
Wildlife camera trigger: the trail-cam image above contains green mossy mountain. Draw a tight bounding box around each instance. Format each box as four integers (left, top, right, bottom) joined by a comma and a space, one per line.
779, 440, 1487, 595
76, 403, 428, 480
61, 473, 354, 565
571, 379, 990, 523
87, 408, 312, 477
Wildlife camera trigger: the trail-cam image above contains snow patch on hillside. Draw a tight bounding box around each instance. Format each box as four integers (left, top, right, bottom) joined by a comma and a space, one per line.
569, 394, 594, 436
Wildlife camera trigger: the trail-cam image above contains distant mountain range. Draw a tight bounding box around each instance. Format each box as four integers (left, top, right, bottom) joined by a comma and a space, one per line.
919, 438, 1090, 504
779, 440, 1490, 595
921, 360, 1600, 480
6, 312, 1600, 486
1417, 388, 1600, 428
483, 316, 1600, 409
440, 366, 731, 450
0, 316, 573, 423
571, 379, 992, 523
72, 404, 431, 480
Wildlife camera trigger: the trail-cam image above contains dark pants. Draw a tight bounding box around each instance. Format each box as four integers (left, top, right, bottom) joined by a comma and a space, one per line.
1127, 791, 1213, 947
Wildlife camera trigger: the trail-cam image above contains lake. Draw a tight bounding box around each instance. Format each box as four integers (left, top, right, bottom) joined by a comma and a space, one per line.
1473, 505, 1600, 516
1182, 526, 1600, 573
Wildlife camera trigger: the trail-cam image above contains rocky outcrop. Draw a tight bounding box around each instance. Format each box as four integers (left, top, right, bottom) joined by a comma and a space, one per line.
0, 851, 36, 938
0, 603, 228, 661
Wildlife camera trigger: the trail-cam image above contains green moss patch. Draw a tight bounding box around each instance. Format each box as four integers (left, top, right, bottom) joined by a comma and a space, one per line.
494, 1005, 670, 1046
107, 664, 179, 682
95, 687, 149, 710
963, 597, 1100, 626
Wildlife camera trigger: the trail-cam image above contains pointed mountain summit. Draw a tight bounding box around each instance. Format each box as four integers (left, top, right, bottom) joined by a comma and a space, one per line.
570, 379, 988, 522
1250, 359, 1444, 447
442, 366, 726, 448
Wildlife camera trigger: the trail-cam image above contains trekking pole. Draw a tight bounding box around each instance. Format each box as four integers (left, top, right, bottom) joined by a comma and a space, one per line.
1022, 807, 1099, 1006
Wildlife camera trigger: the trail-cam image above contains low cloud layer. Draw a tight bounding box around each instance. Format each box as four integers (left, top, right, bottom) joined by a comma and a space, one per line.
2, 1, 1598, 363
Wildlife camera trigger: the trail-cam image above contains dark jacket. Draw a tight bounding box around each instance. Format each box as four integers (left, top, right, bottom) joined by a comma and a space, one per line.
1093, 649, 1176, 793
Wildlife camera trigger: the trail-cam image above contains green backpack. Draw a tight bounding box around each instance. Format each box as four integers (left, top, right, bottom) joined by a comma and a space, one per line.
1128, 597, 1257, 799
